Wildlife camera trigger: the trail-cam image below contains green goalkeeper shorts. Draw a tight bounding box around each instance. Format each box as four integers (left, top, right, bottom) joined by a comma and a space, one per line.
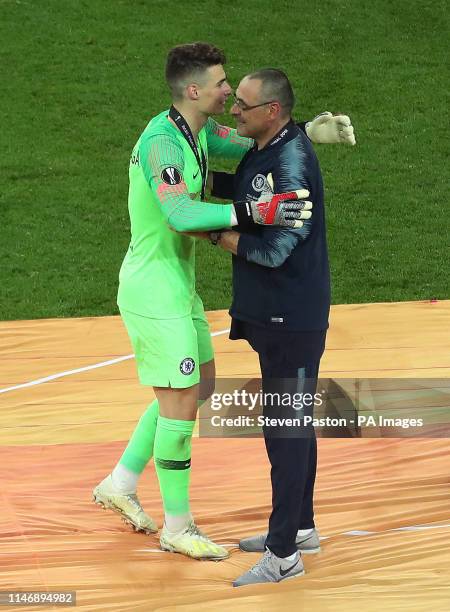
120, 293, 214, 388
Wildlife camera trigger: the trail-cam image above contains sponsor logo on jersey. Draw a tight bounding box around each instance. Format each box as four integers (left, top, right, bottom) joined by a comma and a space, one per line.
161, 167, 182, 185
270, 127, 288, 147
130, 150, 140, 166
252, 174, 267, 192
180, 357, 195, 375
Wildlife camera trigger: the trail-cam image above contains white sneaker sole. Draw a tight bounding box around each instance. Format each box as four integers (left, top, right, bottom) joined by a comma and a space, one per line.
233, 569, 305, 587
299, 546, 321, 554
239, 543, 321, 554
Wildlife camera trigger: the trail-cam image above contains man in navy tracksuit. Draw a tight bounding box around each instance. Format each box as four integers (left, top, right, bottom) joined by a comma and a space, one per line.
210, 69, 330, 586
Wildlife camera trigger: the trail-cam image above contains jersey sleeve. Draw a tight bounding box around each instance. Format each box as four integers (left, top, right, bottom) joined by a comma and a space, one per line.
237, 225, 312, 268
140, 133, 232, 231
237, 134, 313, 267
274, 136, 310, 193
205, 118, 253, 161
211, 171, 236, 199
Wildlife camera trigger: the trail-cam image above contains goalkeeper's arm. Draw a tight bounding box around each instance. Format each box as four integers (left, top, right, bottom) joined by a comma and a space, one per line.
142, 134, 312, 232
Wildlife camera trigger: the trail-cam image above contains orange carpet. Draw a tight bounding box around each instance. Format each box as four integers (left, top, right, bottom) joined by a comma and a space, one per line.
1, 301, 449, 611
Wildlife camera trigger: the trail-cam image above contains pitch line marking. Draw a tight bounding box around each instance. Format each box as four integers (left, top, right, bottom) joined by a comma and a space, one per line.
0, 328, 231, 395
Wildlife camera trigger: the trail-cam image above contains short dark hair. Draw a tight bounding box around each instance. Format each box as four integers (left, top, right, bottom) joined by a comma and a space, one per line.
165, 42, 226, 100
247, 68, 295, 117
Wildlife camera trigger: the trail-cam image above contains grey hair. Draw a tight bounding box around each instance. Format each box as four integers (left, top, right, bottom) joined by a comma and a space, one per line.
247, 68, 295, 117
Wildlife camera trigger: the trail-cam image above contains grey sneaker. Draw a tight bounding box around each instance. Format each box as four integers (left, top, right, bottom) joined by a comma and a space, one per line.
93, 475, 157, 534
239, 528, 320, 554
233, 549, 304, 587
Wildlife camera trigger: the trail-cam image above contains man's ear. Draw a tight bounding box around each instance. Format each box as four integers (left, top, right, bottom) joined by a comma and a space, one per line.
186, 83, 199, 100
268, 101, 282, 119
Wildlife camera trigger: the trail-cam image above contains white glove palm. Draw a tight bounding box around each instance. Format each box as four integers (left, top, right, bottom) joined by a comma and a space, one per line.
306, 112, 356, 145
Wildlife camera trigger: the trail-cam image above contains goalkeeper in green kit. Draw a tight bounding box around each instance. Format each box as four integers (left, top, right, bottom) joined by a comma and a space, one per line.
93, 42, 356, 560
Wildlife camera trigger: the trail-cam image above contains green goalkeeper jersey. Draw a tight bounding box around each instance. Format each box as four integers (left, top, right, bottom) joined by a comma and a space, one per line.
117, 110, 251, 318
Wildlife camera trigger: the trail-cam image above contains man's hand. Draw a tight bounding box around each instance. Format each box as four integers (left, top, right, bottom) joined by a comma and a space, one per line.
306, 112, 356, 145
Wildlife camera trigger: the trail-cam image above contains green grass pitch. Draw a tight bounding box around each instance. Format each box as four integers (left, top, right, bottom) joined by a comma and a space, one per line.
1, 0, 448, 320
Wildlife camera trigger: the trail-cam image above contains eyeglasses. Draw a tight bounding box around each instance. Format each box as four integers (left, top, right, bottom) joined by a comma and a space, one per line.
232, 93, 276, 111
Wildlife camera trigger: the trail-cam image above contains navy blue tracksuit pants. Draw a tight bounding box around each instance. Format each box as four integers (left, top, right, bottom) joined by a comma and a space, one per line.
232, 319, 326, 558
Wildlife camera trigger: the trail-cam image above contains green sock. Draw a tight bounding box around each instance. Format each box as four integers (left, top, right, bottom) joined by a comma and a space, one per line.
154, 416, 195, 516
119, 400, 159, 474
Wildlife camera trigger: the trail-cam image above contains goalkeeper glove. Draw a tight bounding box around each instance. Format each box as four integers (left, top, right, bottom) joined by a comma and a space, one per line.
234, 174, 312, 229
306, 112, 356, 145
